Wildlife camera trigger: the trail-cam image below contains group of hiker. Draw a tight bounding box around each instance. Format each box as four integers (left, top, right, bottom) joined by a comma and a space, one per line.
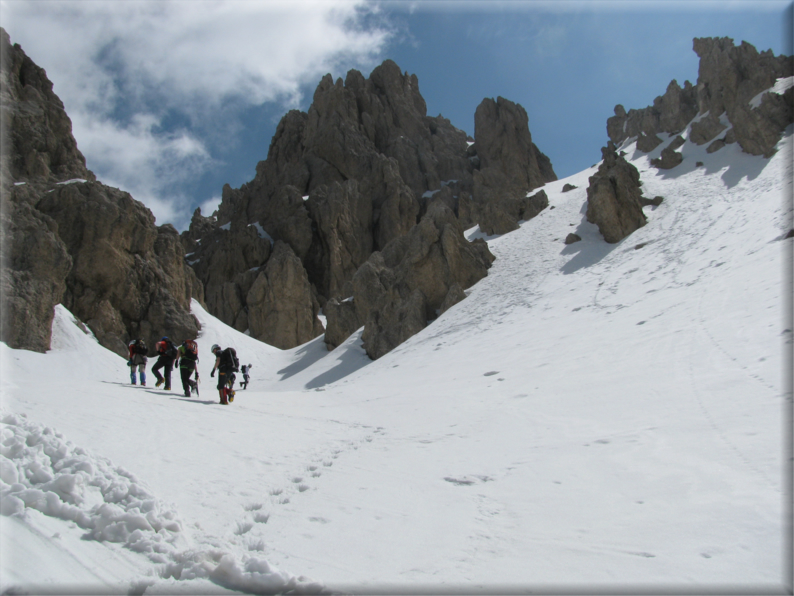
127, 337, 251, 405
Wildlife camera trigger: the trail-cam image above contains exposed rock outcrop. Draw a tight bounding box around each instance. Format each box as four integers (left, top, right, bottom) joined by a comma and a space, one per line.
0, 183, 72, 352
693, 37, 793, 157
1, 28, 200, 356
183, 214, 272, 333
472, 97, 556, 235
324, 199, 494, 358
0, 28, 95, 185
34, 182, 200, 356
607, 80, 699, 148
246, 241, 324, 349
214, 60, 474, 255
185, 60, 555, 356
650, 147, 684, 170
586, 143, 647, 244
607, 37, 793, 159
304, 180, 373, 300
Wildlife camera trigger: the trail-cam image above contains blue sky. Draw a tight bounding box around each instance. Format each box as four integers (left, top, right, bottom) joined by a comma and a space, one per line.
2, 1, 791, 230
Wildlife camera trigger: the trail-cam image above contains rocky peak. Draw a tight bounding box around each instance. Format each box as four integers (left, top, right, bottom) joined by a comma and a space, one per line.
0, 28, 95, 185
692, 37, 791, 117
1, 29, 200, 355
472, 96, 557, 235
185, 59, 560, 355
608, 37, 793, 159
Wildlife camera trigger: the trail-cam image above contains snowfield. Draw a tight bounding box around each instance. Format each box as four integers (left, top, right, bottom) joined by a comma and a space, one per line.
1, 122, 791, 594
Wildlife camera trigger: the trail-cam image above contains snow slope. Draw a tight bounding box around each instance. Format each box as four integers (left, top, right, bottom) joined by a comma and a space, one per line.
1, 120, 791, 594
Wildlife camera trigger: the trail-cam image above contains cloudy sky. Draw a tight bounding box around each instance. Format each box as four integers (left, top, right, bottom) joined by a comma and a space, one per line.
2, 0, 790, 230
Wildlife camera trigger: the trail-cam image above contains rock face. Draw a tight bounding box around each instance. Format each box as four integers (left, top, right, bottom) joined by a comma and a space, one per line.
246, 241, 324, 349
186, 59, 555, 357
1, 28, 200, 356
650, 147, 684, 170
0, 28, 95, 185
35, 183, 201, 356
0, 184, 72, 352
693, 37, 793, 157
607, 80, 699, 148
472, 97, 557, 235
181, 210, 271, 334
324, 199, 495, 359
608, 38, 793, 159
585, 143, 647, 244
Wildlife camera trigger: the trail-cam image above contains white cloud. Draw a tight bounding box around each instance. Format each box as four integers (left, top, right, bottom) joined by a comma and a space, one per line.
1, 0, 393, 226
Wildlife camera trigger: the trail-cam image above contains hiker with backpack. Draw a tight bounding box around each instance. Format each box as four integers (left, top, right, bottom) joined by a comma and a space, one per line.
175, 339, 200, 397
152, 336, 178, 390
210, 344, 239, 405
240, 364, 252, 389
127, 338, 148, 385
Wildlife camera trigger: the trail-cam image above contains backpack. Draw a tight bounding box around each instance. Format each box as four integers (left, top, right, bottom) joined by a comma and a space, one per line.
219, 347, 239, 372
182, 339, 198, 361
157, 339, 178, 359
132, 339, 147, 355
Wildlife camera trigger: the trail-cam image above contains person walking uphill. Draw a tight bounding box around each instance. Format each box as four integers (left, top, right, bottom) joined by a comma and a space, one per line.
128, 338, 148, 385
210, 344, 239, 405
176, 339, 200, 397
152, 336, 178, 390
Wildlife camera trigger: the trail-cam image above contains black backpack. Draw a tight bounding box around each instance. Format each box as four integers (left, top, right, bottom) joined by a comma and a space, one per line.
219, 347, 239, 372
164, 340, 178, 360
132, 339, 147, 355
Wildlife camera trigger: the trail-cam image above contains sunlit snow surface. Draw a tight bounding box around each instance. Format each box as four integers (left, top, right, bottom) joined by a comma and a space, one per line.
1, 124, 791, 594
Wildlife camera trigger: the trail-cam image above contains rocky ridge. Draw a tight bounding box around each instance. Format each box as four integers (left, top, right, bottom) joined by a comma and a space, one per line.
607, 37, 793, 160
588, 37, 792, 245
0, 28, 201, 356
185, 60, 555, 357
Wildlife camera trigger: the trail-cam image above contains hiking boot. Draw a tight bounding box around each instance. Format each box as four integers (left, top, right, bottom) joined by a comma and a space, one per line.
141, 383, 146, 387
184, 390, 191, 397
164, 386, 171, 391
155, 379, 164, 388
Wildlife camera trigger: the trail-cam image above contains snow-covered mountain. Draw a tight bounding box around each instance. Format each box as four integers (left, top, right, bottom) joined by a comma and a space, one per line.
2, 119, 790, 593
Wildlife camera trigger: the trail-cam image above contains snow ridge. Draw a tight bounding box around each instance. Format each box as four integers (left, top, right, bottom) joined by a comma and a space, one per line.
0, 412, 321, 594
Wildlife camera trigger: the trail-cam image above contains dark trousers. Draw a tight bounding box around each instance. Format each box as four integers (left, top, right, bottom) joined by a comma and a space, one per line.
152, 356, 174, 388
180, 366, 197, 394
217, 368, 234, 404
217, 369, 234, 390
